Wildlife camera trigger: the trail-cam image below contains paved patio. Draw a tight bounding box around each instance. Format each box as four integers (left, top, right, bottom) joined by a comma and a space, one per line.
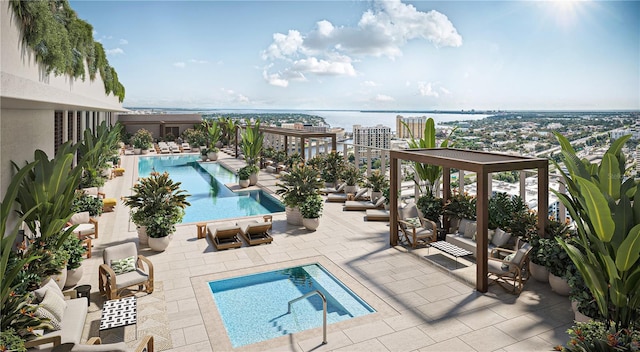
74, 151, 573, 352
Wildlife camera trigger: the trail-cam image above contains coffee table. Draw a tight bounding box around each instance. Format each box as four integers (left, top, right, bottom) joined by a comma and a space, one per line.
99, 296, 137, 338
429, 241, 473, 268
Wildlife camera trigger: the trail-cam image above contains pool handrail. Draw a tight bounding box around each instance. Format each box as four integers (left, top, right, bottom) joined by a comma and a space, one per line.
287, 290, 327, 344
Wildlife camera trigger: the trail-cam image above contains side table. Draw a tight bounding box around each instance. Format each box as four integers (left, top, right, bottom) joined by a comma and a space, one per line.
196, 222, 207, 239
75, 284, 91, 306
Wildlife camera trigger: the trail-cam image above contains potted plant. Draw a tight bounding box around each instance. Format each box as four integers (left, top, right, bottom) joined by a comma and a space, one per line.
528, 233, 549, 282
365, 170, 389, 202
276, 164, 322, 225
442, 190, 476, 231
321, 151, 345, 188
200, 147, 210, 161
238, 166, 251, 188
300, 194, 323, 231
246, 164, 260, 186
123, 171, 190, 251
341, 164, 364, 194
416, 193, 444, 229
240, 120, 264, 169
62, 235, 85, 288
0, 328, 26, 352
560, 321, 640, 351
207, 146, 219, 161
71, 191, 103, 218
132, 128, 153, 154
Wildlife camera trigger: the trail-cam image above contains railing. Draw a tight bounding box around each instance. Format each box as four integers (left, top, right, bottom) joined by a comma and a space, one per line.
287, 290, 327, 344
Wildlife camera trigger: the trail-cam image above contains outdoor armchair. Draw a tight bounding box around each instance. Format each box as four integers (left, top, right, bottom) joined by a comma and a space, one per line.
487, 243, 532, 294
99, 242, 154, 300
397, 203, 436, 248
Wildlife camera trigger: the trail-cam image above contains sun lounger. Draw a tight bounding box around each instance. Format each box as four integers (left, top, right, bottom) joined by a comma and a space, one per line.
181, 143, 191, 151
327, 187, 368, 203
344, 196, 386, 211
319, 182, 346, 195
236, 216, 273, 245
207, 222, 243, 250
365, 209, 389, 221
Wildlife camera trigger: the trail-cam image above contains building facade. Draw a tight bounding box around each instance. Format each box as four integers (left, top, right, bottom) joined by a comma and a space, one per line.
0, 4, 126, 198
396, 115, 428, 139
353, 124, 391, 158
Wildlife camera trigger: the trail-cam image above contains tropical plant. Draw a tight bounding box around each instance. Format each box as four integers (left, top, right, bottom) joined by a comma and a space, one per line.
341, 164, 364, 187
552, 132, 640, 331
132, 128, 153, 150
207, 121, 222, 149
71, 191, 103, 217
122, 171, 191, 237
61, 234, 85, 270
321, 151, 346, 184
0, 328, 26, 352
300, 194, 323, 219
401, 118, 457, 195
240, 120, 264, 166
416, 193, 443, 224
285, 152, 303, 169
487, 192, 528, 231
238, 166, 251, 180
276, 164, 322, 209
559, 321, 640, 352
182, 128, 206, 147
366, 170, 389, 192
443, 190, 476, 220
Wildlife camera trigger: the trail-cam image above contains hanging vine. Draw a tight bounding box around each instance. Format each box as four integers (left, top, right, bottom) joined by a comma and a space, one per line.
9, 0, 125, 102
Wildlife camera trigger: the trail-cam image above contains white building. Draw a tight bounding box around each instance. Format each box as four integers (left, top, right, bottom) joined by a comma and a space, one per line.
353, 124, 391, 153
1, 4, 126, 198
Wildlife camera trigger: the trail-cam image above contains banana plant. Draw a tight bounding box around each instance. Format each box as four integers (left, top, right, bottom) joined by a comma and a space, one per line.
207, 121, 222, 150
552, 132, 639, 330
401, 118, 457, 195
240, 119, 264, 167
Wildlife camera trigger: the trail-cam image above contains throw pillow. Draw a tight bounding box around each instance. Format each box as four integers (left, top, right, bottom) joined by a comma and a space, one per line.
36, 289, 67, 330
34, 277, 65, 302
457, 218, 472, 236
464, 222, 477, 239
405, 217, 421, 227
501, 253, 516, 270
336, 183, 346, 192
374, 196, 386, 207
491, 228, 511, 247
70, 211, 90, 225
111, 255, 136, 275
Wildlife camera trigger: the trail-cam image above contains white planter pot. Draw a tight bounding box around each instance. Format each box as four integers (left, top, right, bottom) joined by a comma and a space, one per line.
207, 152, 218, 161
324, 182, 335, 189
239, 179, 250, 188
141, 149, 149, 154
133, 148, 141, 155
201, 154, 208, 161
65, 266, 84, 288
149, 234, 172, 252
52, 267, 67, 290
370, 191, 382, 202
249, 172, 259, 186
286, 206, 303, 226
529, 262, 549, 282
303, 218, 320, 231
137, 226, 149, 246
548, 272, 571, 296
344, 185, 358, 194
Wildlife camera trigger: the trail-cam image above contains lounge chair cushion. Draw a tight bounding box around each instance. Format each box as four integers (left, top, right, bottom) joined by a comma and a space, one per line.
464, 222, 477, 239
492, 228, 511, 247
70, 212, 91, 225
374, 196, 386, 207
114, 269, 151, 289
355, 188, 368, 199
207, 223, 240, 235
336, 183, 346, 192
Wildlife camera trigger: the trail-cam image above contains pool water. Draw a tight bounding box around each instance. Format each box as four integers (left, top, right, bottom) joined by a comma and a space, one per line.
209, 264, 375, 347
137, 155, 284, 223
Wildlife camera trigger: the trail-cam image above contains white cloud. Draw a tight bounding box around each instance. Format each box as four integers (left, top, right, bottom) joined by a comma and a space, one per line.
221, 88, 250, 103
363, 80, 378, 87
263, 70, 289, 87
119, 39, 128, 45
173, 62, 186, 68
418, 82, 439, 97
189, 59, 208, 64
440, 87, 451, 95
375, 94, 395, 102
262, 0, 462, 87
106, 48, 124, 56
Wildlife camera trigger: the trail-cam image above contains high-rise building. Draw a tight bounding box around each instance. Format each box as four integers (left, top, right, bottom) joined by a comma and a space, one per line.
636, 145, 640, 181
396, 115, 428, 139
353, 124, 391, 157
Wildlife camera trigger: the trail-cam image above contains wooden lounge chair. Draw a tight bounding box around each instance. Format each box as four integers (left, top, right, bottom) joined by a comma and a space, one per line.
487, 243, 532, 294
236, 216, 273, 245
327, 187, 368, 203
207, 222, 243, 250
397, 203, 436, 248
343, 196, 386, 211
319, 182, 346, 195
365, 209, 389, 221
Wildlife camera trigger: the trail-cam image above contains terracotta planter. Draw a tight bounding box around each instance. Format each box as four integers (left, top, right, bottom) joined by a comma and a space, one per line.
249, 172, 259, 186
239, 179, 250, 188
286, 206, 303, 225
529, 261, 549, 282
137, 226, 149, 246
548, 272, 571, 296
149, 234, 172, 252
303, 218, 320, 231
65, 266, 84, 288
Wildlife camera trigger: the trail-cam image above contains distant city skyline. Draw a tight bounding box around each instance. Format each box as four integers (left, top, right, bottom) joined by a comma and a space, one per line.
70, 0, 639, 111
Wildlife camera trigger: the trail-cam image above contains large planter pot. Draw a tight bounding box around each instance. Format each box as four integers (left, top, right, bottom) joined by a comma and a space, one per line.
344, 185, 358, 194
141, 149, 149, 154
529, 262, 549, 282
149, 234, 172, 252
137, 226, 149, 246
201, 154, 208, 161
249, 172, 259, 186
370, 191, 382, 202
207, 152, 218, 161
302, 218, 320, 231
52, 267, 67, 290
571, 300, 592, 323
65, 266, 84, 288
548, 272, 571, 296
133, 148, 141, 155
286, 206, 303, 226
239, 179, 250, 188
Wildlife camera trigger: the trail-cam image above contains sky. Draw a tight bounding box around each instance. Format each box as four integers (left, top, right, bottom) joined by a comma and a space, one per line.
69, 0, 640, 111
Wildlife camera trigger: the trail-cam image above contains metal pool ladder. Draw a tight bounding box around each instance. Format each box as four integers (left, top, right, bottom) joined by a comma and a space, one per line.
288, 290, 327, 344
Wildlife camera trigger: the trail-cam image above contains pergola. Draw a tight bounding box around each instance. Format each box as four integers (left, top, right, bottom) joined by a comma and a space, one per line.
234, 126, 337, 160
389, 148, 549, 292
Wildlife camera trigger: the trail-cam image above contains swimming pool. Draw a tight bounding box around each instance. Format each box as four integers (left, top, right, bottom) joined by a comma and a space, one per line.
137, 155, 284, 223
209, 264, 375, 347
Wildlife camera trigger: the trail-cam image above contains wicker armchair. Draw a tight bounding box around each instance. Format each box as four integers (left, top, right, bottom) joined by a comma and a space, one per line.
487, 243, 532, 294
99, 242, 153, 300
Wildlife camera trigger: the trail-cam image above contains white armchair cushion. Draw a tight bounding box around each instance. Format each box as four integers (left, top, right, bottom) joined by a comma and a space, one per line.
70, 212, 91, 225
34, 277, 65, 302
114, 269, 150, 289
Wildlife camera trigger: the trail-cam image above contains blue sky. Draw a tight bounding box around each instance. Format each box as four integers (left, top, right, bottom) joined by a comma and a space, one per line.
70, 0, 639, 111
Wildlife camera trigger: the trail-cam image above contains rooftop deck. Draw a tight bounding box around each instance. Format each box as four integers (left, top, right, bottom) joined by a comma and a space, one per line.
77, 151, 573, 352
